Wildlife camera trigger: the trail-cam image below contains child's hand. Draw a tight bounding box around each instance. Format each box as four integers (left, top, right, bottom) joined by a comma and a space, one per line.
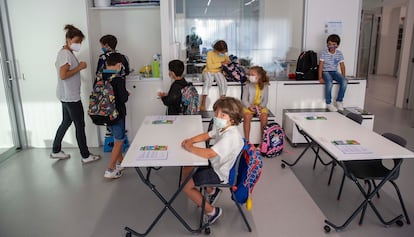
248, 106, 255, 112
78, 61, 87, 70
181, 139, 193, 151
157, 91, 166, 97
127, 89, 131, 95
222, 60, 230, 65
318, 77, 325, 83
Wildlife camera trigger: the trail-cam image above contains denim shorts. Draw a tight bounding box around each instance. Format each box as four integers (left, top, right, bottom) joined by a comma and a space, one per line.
193, 166, 221, 186
109, 118, 126, 142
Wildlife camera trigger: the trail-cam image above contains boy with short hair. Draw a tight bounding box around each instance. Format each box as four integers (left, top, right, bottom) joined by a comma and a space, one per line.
181, 97, 244, 224
96, 34, 130, 77
100, 53, 129, 179
318, 34, 347, 112
157, 60, 188, 115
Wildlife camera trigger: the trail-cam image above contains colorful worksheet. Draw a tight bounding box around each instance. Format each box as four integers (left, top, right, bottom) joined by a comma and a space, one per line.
136, 145, 168, 160
332, 140, 372, 154
151, 116, 177, 124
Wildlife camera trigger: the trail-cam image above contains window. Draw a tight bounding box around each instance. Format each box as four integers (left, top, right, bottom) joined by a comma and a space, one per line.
175, 0, 303, 75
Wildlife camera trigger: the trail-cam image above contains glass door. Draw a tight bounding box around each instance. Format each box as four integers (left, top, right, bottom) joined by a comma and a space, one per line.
0, 4, 20, 162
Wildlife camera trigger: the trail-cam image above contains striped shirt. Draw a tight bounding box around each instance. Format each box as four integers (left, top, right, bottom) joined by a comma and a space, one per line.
320, 49, 344, 72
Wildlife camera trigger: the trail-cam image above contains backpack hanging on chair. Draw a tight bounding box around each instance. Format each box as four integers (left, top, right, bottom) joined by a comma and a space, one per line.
181, 82, 199, 115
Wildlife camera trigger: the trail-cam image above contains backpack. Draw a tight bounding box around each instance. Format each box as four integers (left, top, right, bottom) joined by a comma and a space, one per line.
181, 82, 199, 115
88, 73, 120, 125
295, 50, 318, 80
260, 122, 284, 158
229, 138, 263, 204
222, 55, 247, 83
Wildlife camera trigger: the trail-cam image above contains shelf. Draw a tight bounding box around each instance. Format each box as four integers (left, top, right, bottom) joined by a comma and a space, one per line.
90, 5, 159, 10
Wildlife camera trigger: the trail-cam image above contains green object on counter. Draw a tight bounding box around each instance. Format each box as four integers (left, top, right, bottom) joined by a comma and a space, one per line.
152, 59, 160, 78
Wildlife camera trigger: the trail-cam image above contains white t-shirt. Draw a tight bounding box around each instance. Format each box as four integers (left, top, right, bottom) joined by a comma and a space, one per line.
208, 126, 244, 182
55, 48, 81, 102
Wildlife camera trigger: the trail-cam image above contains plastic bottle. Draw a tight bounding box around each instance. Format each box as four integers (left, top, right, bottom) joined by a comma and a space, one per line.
152, 54, 160, 78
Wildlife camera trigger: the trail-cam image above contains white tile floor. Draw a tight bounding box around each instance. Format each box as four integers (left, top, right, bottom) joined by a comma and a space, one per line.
0, 75, 413, 237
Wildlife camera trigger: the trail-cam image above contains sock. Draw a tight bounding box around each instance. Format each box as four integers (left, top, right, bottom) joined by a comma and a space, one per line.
207, 208, 216, 216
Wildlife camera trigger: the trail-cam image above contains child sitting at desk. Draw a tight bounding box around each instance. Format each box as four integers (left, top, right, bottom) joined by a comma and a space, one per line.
242, 66, 269, 142
181, 97, 244, 224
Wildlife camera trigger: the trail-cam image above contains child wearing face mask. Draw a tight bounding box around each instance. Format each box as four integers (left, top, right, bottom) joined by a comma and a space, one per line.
318, 34, 347, 112
199, 40, 231, 111
181, 97, 244, 225
96, 34, 130, 77
157, 60, 188, 115
51, 24, 101, 163
100, 53, 130, 179
242, 66, 270, 142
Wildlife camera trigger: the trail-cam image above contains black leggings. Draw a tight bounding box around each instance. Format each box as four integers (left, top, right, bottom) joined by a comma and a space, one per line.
52, 101, 90, 158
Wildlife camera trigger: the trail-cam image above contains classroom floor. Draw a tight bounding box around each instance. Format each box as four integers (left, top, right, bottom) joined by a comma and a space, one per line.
0, 75, 413, 237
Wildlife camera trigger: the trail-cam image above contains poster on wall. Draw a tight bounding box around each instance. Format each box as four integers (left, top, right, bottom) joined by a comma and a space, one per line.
325, 21, 343, 35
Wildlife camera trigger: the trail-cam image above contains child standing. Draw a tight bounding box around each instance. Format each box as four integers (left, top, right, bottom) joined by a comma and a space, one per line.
100, 53, 129, 179
96, 34, 130, 77
200, 40, 231, 111
318, 34, 347, 112
181, 97, 244, 225
242, 66, 270, 142
157, 60, 188, 115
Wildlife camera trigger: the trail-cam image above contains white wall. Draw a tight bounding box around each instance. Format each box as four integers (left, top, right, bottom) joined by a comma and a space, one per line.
303, 0, 362, 76
6, 0, 98, 148
376, 3, 402, 75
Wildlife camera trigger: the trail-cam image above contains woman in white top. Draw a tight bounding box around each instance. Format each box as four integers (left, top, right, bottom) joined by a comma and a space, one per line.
50, 24, 100, 163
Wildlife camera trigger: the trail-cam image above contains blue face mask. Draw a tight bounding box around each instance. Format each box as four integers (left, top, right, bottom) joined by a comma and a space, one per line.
101, 47, 107, 53
213, 117, 228, 129
102, 69, 119, 74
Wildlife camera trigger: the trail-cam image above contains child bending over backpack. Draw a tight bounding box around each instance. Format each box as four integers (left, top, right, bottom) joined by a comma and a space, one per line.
157, 60, 188, 115
242, 66, 270, 142
101, 53, 129, 179
181, 96, 244, 225
199, 40, 231, 111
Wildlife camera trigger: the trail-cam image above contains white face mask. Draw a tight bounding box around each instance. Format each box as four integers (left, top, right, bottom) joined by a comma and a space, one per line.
249, 75, 258, 83
213, 117, 228, 129
70, 43, 81, 52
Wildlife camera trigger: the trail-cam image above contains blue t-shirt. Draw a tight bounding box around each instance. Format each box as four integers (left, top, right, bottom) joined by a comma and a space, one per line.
319, 49, 344, 72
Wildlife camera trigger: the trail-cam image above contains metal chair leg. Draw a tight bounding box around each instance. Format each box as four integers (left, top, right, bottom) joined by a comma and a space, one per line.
390, 180, 411, 224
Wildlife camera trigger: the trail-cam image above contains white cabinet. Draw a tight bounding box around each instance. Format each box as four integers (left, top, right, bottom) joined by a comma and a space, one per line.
274, 79, 366, 125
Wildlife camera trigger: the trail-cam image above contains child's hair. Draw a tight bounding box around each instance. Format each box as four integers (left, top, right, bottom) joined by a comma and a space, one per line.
106, 53, 123, 66
249, 66, 270, 90
100, 35, 118, 50
213, 97, 243, 125
168, 60, 185, 77
326, 34, 341, 45
64, 24, 84, 40
213, 40, 228, 53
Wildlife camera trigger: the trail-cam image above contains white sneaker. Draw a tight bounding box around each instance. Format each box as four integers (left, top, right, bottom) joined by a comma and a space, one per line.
327, 103, 338, 112
50, 151, 71, 159
81, 154, 101, 164
336, 102, 344, 111
115, 163, 125, 172
104, 168, 122, 179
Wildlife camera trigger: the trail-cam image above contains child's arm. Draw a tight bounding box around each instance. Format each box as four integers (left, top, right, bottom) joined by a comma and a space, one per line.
318, 61, 324, 83
181, 132, 217, 159
339, 61, 346, 77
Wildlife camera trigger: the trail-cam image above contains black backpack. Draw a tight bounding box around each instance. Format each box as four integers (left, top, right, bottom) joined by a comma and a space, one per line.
295, 50, 318, 80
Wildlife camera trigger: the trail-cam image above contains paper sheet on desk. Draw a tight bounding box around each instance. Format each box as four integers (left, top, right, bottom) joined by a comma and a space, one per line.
136, 145, 168, 160
136, 150, 168, 160
332, 140, 373, 154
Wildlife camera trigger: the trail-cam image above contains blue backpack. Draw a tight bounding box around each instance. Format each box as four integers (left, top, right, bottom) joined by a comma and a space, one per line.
260, 122, 284, 158
229, 138, 263, 204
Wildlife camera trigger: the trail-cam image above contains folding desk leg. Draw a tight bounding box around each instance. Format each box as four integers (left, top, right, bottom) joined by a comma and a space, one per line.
125, 167, 204, 237
281, 142, 312, 168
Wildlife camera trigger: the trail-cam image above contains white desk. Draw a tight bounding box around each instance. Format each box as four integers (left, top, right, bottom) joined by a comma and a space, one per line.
121, 115, 208, 237
284, 112, 414, 162
282, 112, 414, 232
